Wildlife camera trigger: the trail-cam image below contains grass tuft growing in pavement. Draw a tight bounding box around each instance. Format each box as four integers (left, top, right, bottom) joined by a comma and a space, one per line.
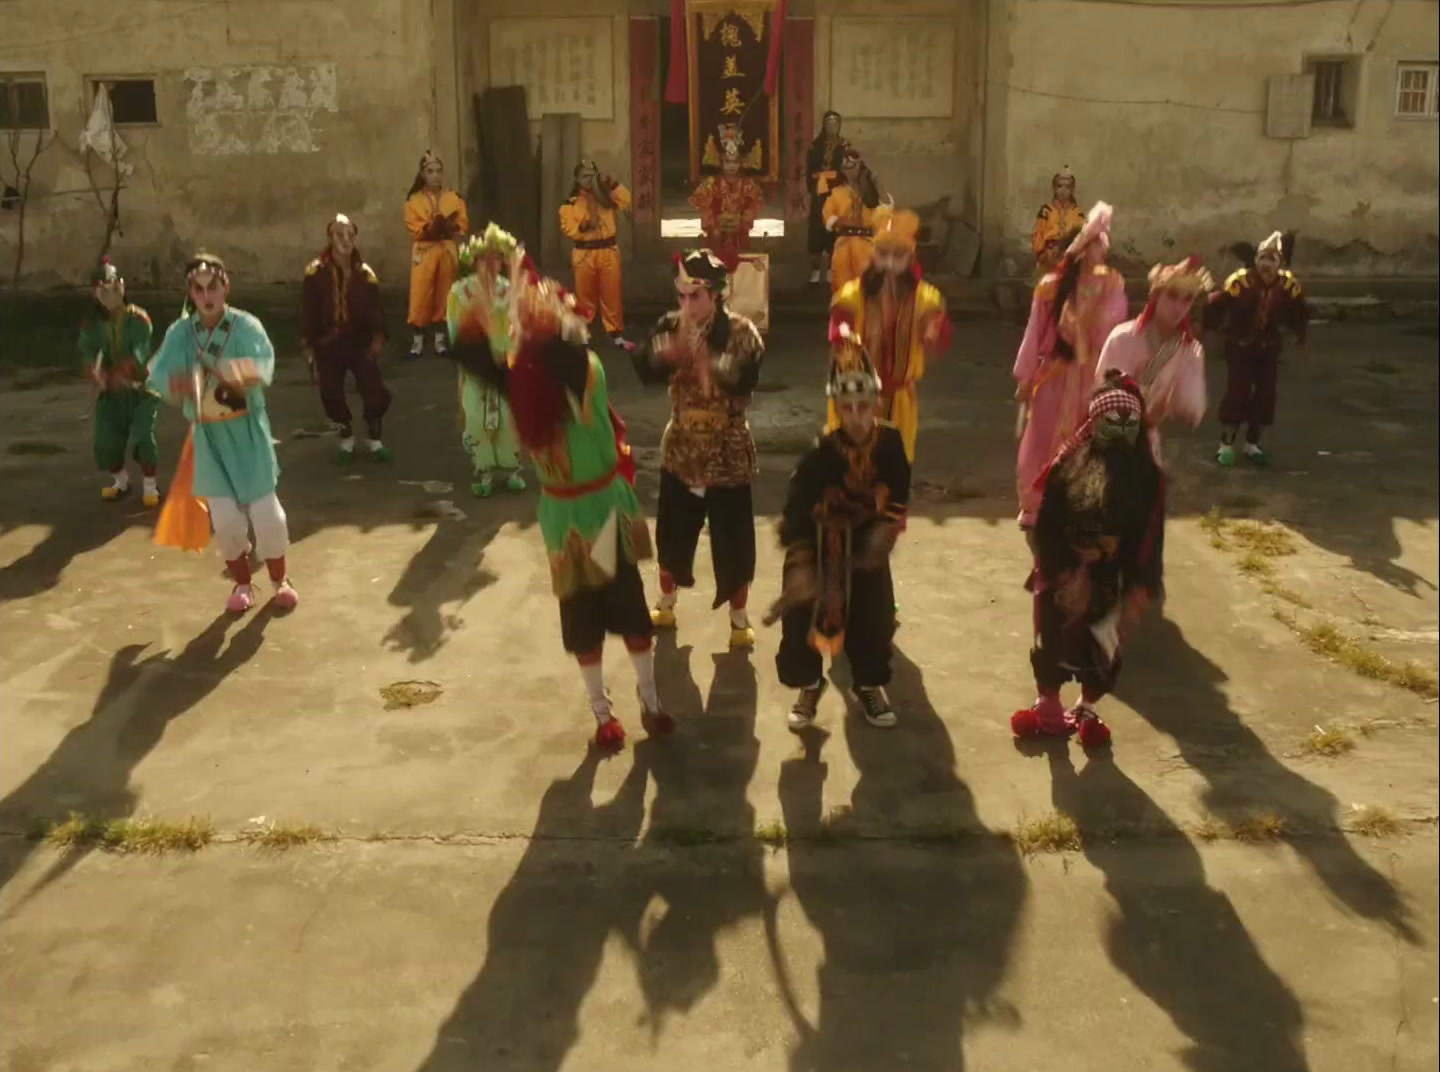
1226, 520, 1297, 558
244, 823, 335, 850
1237, 550, 1276, 578
1012, 813, 1081, 855
1228, 812, 1288, 844
43, 813, 214, 854
1188, 816, 1231, 843
753, 820, 789, 849
1301, 725, 1357, 758
1290, 619, 1440, 699
1346, 806, 1403, 838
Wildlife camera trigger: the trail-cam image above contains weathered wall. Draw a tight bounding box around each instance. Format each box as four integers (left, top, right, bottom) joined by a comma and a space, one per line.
999, 0, 1440, 277
459, 0, 985, 264
0, 0, 437, 288
811, 0, 986, 260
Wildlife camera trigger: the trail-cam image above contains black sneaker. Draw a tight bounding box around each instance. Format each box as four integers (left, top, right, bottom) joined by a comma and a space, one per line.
856, 686, 897, 728
787, 679, 828, 732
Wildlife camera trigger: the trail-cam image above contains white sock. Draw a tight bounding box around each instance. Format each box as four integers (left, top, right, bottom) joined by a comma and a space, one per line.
579, 660, 608, 720
630, 648, 660, 711
111, 470, 129, 491
368, 439, 384, 453
657, 588, 677, 611
143, 475, 158, 493
729, 606, 749, 629
339, 437, 355, 453
1244, 441, 1263, 455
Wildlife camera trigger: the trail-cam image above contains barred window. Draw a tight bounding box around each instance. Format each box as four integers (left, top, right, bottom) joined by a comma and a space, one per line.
1395, 63, 1438, 119
0, 76, 49, 131
1308, 59, 1351, 126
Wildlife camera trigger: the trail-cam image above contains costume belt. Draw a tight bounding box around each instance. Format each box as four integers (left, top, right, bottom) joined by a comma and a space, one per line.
197, 409, 249, 425
573, 238, 617, 251
674, 408, 742, 429
835, 227, 872, 238
542, 462, 620, 500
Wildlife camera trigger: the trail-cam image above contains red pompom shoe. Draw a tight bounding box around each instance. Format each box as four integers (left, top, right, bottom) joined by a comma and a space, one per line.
1011, 694, 1071, 738
594, 717, 626, 751
1068, 705, 1112, 749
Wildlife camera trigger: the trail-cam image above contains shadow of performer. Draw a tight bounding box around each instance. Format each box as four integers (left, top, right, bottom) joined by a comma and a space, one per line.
1039, 744, 1311, 1071
775, 646, 1027, 1071
1116, 614, 1418, 943
0, 610, 272, 900
412, 746, 648, 1072
382, 517, 502, 663
621, 640, 768, 1038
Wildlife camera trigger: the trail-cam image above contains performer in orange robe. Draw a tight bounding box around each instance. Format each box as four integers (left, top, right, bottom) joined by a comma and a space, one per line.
1030, 166, 1086, 276
821, 147, 882, 296
404, 150, 469, 358
689, 124, 766, 272
558, 160, 631, 346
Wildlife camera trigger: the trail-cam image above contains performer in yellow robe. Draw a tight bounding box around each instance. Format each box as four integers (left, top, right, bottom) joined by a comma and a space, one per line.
404, 150, 469, 357
826, 205, 951, 463
558, 160, 631, 346
1030, 166, 1086, 276
821, 147, 882, 296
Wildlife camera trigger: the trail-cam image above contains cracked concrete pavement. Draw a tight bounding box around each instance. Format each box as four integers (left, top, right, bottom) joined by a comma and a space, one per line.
1, 314, 1436, 1071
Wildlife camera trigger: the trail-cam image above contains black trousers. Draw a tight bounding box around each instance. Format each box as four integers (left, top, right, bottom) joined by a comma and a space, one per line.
655, 469, 756, 608
1029, 587, 1122, 698
776, 563, 896, 689
316, 342, 392, 438
558, 557, 655, 654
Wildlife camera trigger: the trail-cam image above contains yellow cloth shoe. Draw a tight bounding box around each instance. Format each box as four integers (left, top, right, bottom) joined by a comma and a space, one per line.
729, 624, 756, 649
142, 491, 161, 508
100, 484, 124, 501
651, 605, 677, 629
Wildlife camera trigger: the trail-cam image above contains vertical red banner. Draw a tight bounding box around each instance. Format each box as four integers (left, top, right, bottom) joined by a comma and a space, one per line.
782, 18, 814, 223
630, 18, 661, 222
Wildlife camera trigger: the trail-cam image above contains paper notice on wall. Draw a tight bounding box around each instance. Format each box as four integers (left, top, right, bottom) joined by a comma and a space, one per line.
184, 65, 339, 156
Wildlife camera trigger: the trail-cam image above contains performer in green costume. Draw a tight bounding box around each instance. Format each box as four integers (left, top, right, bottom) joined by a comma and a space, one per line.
448, 224, 527, 497
79, 258, 161, 506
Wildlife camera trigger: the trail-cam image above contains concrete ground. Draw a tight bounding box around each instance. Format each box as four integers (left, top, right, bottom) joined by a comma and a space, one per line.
1, 314, 1436, 1071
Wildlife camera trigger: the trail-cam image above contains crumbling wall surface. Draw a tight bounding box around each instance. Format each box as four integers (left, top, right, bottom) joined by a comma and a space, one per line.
1000, 0, 1440, 278
0, 0, 437, 289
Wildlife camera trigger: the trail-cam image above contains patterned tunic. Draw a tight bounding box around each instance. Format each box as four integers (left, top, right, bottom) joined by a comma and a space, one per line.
633, 308, 764, 488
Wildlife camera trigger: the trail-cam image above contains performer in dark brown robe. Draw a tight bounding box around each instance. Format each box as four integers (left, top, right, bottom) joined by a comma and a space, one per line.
767, 327, 910, 731
1011, 371, 1165, 749
300, 213, 392, 462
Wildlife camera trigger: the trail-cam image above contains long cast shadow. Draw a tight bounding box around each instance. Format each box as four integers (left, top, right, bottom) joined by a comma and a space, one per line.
1036, 744, 1310, 1071
0, 508, 142, 605
381, 517, 504, 662
1115, 615, 1418, 943
412, 746, 648, 1072
775, 647, 1027, 1070
0, 610, 271, 900
620, 638, 767, 1037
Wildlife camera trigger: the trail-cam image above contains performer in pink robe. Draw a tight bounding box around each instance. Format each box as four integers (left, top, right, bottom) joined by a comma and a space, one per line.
1013, 202, 1129, 532
1095, 255, 1212, 459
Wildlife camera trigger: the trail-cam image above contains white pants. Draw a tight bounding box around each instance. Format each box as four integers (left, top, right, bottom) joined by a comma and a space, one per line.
208, 493, 289, 562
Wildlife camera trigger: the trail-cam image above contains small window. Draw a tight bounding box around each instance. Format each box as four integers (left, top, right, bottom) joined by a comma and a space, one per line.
1395, 62, 1439, 119
1305, 56, 1359, 128
0, 76, 50, 130
93, 79, 158, 125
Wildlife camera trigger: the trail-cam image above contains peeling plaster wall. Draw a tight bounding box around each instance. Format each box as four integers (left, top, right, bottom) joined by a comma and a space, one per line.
1000, 0, 1440, 277
460, 0, 985, 261
0, 0, 436, 288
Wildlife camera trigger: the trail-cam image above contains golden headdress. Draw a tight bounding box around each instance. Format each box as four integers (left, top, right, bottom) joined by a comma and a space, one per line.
871, 203, 920, 253
1147, 255, 1213, 297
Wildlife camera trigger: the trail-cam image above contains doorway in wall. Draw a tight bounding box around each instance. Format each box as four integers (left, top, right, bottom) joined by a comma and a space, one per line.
655, 13, 785, 241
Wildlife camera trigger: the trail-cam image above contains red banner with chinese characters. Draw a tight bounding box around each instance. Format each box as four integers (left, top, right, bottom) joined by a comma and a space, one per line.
782, 18, 813, 222
686, 1, 780, 182
629, 18, 661, 222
